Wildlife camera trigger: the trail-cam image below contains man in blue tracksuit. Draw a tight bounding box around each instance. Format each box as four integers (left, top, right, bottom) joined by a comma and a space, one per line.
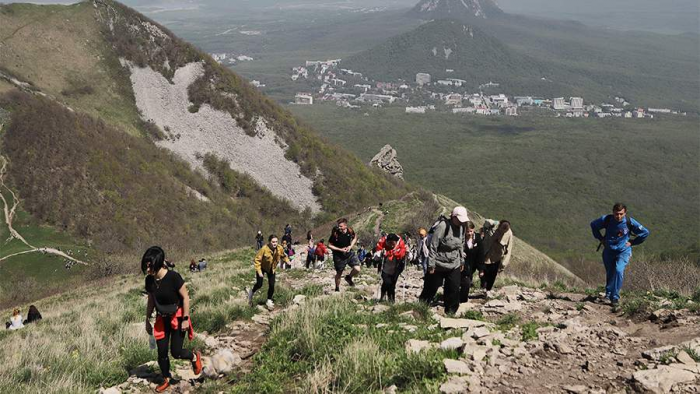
590, 203, 649, 310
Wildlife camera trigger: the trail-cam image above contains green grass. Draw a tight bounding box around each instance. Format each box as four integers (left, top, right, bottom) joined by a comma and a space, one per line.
231, 297, 453, 393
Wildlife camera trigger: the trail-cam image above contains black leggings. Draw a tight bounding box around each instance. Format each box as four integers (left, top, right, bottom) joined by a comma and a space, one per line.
381, 271, 400, 302
157, 317, 193, 379
459, 265, 476, 303
481, 262, 501, 291
252, 270, 275, 300
306, 254, 316, 269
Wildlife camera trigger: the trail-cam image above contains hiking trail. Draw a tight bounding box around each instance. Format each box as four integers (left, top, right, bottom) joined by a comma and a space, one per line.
0, 155, 89, 265
103, 248, 700, 393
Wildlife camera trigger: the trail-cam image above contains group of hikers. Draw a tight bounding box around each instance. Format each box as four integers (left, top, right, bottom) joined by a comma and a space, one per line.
133, 202, 646, 391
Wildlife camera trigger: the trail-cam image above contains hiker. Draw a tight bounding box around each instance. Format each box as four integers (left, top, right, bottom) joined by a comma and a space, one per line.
6, 308, 24, 330
197, 258, 207, 271
590, 203, 649, 310
417, 227, 429, 276
480, 220, 514, 295
375, 233, 407, 302
255, 231, 264, 250
418, 206, 469, 315
314, 239, 328, 268
23, 305, 42, 325
357, 244, 368, 266
282, 224, 293, 245
284, 241, 295, 269
306, 231, 316, 269
247, 234, 289, 310
189, 259, 198, 273
460, 222, 484, 303
142, 246, 202, 393
328, 218, 361, 292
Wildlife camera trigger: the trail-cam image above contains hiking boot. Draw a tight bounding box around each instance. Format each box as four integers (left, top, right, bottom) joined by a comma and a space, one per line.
192, 350, 202, 375
266, 299, 274, 311
344, 275, 355, 287
246, 287, 253, 307
155, 377, 170, 393
334, 286, 340, 292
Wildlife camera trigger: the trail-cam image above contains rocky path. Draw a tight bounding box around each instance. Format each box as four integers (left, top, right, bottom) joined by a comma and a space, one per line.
103, 253, 700, 394
0, 155, 88, 265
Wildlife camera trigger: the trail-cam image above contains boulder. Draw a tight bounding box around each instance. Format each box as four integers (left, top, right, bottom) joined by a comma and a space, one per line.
211, 349, 241, 375
642, 345, 676, 362
369, 144, 404, 179
439, 376, 469, 394
676, 350, 696, 365
293, 294, 307, 305
471, 327, 490, 339
406, 339, 434, 354
632, 365, 697, 393
443, 359, 471, 375
441, 337, 465, 351
99, 388, 121, 394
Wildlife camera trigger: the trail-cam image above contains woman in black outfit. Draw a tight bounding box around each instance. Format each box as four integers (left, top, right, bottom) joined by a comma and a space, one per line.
142, 246, 202, 392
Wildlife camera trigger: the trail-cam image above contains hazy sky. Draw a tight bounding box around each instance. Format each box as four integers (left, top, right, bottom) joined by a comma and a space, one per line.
5, 0, 698, 34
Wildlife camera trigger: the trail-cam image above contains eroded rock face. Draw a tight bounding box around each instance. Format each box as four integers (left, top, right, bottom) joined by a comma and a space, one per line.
370, 144, 404, 179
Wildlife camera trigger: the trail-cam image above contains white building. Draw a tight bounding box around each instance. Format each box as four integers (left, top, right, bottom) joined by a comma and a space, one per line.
648, 108, 671, 114
505, 107, 518, 116
406, 106, 426, 114
570, 97, 584, 110
453, 107, 476, 114
514, 96, 534, 106
490, 94, 509, 108
359, 93, 397, 104
294, 94, 314, 105
445, 93, 463, 106
553, 97, 568, 110
416, 73, 431, 86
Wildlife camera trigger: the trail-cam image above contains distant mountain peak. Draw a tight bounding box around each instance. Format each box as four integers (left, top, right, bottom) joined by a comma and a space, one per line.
409, 0, 504, 20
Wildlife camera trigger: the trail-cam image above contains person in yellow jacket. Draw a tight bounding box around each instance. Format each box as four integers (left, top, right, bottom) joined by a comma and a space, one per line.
246, 234, 289, 310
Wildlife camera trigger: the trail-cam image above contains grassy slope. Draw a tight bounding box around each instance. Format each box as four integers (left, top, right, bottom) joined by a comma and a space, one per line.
289, 104, 700, 264
0, 2, 142, 135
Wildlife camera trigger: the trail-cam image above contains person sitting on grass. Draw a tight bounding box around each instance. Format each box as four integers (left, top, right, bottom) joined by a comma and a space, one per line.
189, 259, 198, 273
142, 246, 202, 393
6, 308, 24, 330
247, 234, 289, 311
23, 305, 42, 325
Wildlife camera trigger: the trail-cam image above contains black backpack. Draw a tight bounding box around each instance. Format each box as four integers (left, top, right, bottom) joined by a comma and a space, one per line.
596, 214, 635, 251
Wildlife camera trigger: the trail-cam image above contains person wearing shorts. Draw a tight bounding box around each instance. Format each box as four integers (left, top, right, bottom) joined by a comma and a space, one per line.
328, 218, 360, 292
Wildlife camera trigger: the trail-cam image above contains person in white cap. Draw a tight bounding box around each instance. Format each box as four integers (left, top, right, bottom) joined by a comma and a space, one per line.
418, 206, 469, 314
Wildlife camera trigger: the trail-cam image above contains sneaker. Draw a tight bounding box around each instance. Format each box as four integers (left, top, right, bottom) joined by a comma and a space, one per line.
155, 377, 170, 393
266, 299, 274, 311
246, 287, 253, 307
192, 350, 202, 375
344, 275, 355, 287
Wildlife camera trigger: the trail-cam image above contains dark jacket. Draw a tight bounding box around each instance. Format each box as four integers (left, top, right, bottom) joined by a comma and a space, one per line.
464, 233, 484, 273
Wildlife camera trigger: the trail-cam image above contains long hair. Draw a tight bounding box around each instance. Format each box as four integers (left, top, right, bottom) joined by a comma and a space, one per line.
141, 246, 166, 274
495, 220, 511, 241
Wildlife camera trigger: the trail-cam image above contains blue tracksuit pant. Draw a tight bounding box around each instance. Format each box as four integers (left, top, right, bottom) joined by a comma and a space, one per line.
602, 249, 631, 302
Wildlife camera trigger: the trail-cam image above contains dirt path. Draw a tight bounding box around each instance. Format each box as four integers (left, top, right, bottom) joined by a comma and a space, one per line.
0, 155, 88, 265
373, 208, 385, 238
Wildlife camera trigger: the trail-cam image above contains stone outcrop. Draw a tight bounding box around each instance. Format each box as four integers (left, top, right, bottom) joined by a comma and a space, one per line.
370, 144, 404, 179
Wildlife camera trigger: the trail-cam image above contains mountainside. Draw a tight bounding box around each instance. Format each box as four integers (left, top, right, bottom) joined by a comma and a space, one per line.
342, 16, 699, 109
408, 0, 504, 20
342, 20, 572, 96
0, 0, 410, 304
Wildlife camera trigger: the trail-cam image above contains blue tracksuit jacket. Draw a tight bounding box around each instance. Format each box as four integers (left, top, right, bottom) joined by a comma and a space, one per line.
590, 215, 649, 253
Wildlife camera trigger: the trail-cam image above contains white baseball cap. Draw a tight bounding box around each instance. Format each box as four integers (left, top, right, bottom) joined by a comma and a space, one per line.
451, 206, 469, 223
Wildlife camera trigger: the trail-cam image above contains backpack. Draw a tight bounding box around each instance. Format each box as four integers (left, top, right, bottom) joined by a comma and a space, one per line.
426, 215, 451, 245
596, 214, 635, 251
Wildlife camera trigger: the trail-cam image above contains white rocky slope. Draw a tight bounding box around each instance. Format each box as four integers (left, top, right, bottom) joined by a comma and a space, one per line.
122, 60, 321, 212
